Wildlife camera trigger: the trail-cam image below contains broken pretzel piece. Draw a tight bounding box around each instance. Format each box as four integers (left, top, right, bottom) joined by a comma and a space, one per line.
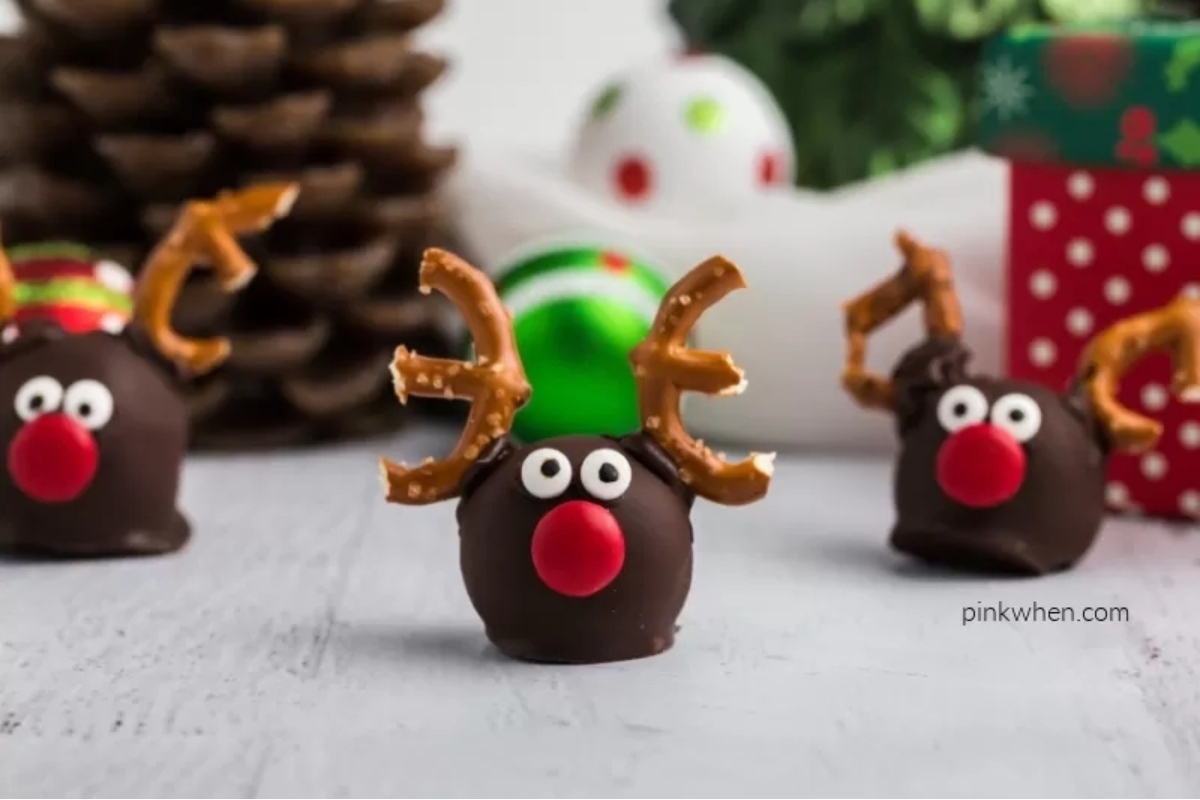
1078, 293, 1200, 453
380, 249, 531, 505
133, 182, 299, 375
841, 229, 964, 412
629, 255, 774, 506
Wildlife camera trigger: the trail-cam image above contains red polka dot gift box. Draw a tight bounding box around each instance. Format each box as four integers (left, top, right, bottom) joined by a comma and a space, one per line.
978, 20, 1200, 520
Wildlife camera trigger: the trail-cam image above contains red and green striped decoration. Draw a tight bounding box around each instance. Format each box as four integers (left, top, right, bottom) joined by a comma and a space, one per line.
7, 242, 134, 336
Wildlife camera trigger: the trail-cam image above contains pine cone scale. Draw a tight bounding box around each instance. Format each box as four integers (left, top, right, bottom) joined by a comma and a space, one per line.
280, 351, 392, 418
235, 0, 364, 27
225, 316, 331, 374
95, 132, 217, 200
50, 65, 177, 126
357, 0, 448, 32
0, 101, 79, 162
245, 161, 365, 219
265, 235, 396, 303
153, 25, 287, 93
22, 0, 156, 34
210, 90, 332, 151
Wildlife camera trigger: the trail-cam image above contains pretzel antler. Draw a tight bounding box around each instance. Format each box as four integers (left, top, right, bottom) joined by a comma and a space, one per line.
0, 222, 14, 326
840, 230, 965, 411
380, 249, 532, 505
628, 256, 773, 506
1077, 293, 1200, 453
133, 182, 299, 375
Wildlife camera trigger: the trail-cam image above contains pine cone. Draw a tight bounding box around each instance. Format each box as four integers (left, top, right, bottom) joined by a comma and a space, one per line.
0, 0, 459, 449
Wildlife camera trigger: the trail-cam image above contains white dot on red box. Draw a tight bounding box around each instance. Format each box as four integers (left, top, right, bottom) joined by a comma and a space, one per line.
1106, 482, 1131, 506
1180, 490, 1200, 517
1183, 212, 1200, 240
1141, 383, 1168, 411
1029, 269, 1056, 298
1142, 244, 1169, 273
1066, 238, 1093, 266
1065, 307, 1092, 336
1141, 452, 1168, 480
1184, 283, 1200, 300
1179, 421, 1200, 449
1105, 206, 1132, 235
1029, 201, 1057, 230
1067, 171, 1094, 200
1028, 338, 1056, 367
1143, 176, 1170, 204
1104, 276, 1131, 305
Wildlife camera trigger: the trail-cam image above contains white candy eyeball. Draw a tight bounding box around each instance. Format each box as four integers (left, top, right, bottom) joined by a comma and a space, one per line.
520, 448, 573, 499
13, 376, 63, 422
63, 379, 115, 431
990, 393, 1043, 443
580, 448, 633, 501
936, 384, 989, 433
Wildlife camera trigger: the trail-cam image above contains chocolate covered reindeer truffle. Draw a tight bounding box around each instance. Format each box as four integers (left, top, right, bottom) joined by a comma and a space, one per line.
379, 249, 774, 664
0, 183, 297, 557
841, 231, 1200, 576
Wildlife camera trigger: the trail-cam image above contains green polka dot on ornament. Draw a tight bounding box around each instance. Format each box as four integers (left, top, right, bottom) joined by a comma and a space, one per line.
472, 244, 672, 443
684, 96, 725, 134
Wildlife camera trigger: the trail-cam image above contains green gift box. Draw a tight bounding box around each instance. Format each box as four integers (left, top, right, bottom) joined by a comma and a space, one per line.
977, 19, 1200, 168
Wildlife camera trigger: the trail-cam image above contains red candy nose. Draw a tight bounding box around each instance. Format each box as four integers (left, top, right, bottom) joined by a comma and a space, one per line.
936, 423, 1026, 509
7, 413, 99, 503
531, 500, 626, 598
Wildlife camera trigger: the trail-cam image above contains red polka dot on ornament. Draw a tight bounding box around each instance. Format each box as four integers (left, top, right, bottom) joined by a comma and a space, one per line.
613, 156, 653, 201
758, 150, 785, 186
600, 251, 630, 272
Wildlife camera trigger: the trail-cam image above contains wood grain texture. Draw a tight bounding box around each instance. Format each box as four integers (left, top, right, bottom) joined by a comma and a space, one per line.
2, 424, 1200, 798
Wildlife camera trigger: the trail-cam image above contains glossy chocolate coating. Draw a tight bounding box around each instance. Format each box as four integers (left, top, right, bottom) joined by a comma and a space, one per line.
455, 433, 695, 663
888, 338, 1108, 575
0, 324, 190, 556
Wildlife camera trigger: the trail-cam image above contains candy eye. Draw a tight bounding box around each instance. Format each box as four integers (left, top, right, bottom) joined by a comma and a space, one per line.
520, 448, 573, 499
936, 384, 989, 433
13, 376, 63, 422
580, 448, 633, 501
63, 380, 115, 431
990, 393, 1042, 443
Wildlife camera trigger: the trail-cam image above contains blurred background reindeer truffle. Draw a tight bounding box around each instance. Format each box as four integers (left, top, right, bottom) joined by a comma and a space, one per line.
0, 182, 296, 557
378, 248, 773, 664
840, 231, 1200, 575
0, 0, 457, 449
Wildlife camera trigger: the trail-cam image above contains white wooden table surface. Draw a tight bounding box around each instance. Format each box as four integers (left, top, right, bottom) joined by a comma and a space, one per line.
2, 425, 1200, 798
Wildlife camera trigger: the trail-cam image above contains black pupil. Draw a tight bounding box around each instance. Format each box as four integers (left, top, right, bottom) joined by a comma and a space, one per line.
953, 402, 968, 417
1009, 409, 1025, 422
598, 463, 619, 483
78, 403, 91, 417
30, 395, 43, 410
540, 458, 560, 477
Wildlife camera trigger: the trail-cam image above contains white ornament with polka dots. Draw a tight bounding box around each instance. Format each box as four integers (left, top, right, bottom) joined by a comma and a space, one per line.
567, 54, 795, 218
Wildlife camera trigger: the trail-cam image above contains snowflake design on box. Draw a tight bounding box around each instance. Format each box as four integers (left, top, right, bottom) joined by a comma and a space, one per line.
981, 55, 1034, 121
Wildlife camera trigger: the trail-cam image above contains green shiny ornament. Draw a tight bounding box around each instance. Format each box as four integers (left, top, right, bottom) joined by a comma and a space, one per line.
482, 245, 672, 443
